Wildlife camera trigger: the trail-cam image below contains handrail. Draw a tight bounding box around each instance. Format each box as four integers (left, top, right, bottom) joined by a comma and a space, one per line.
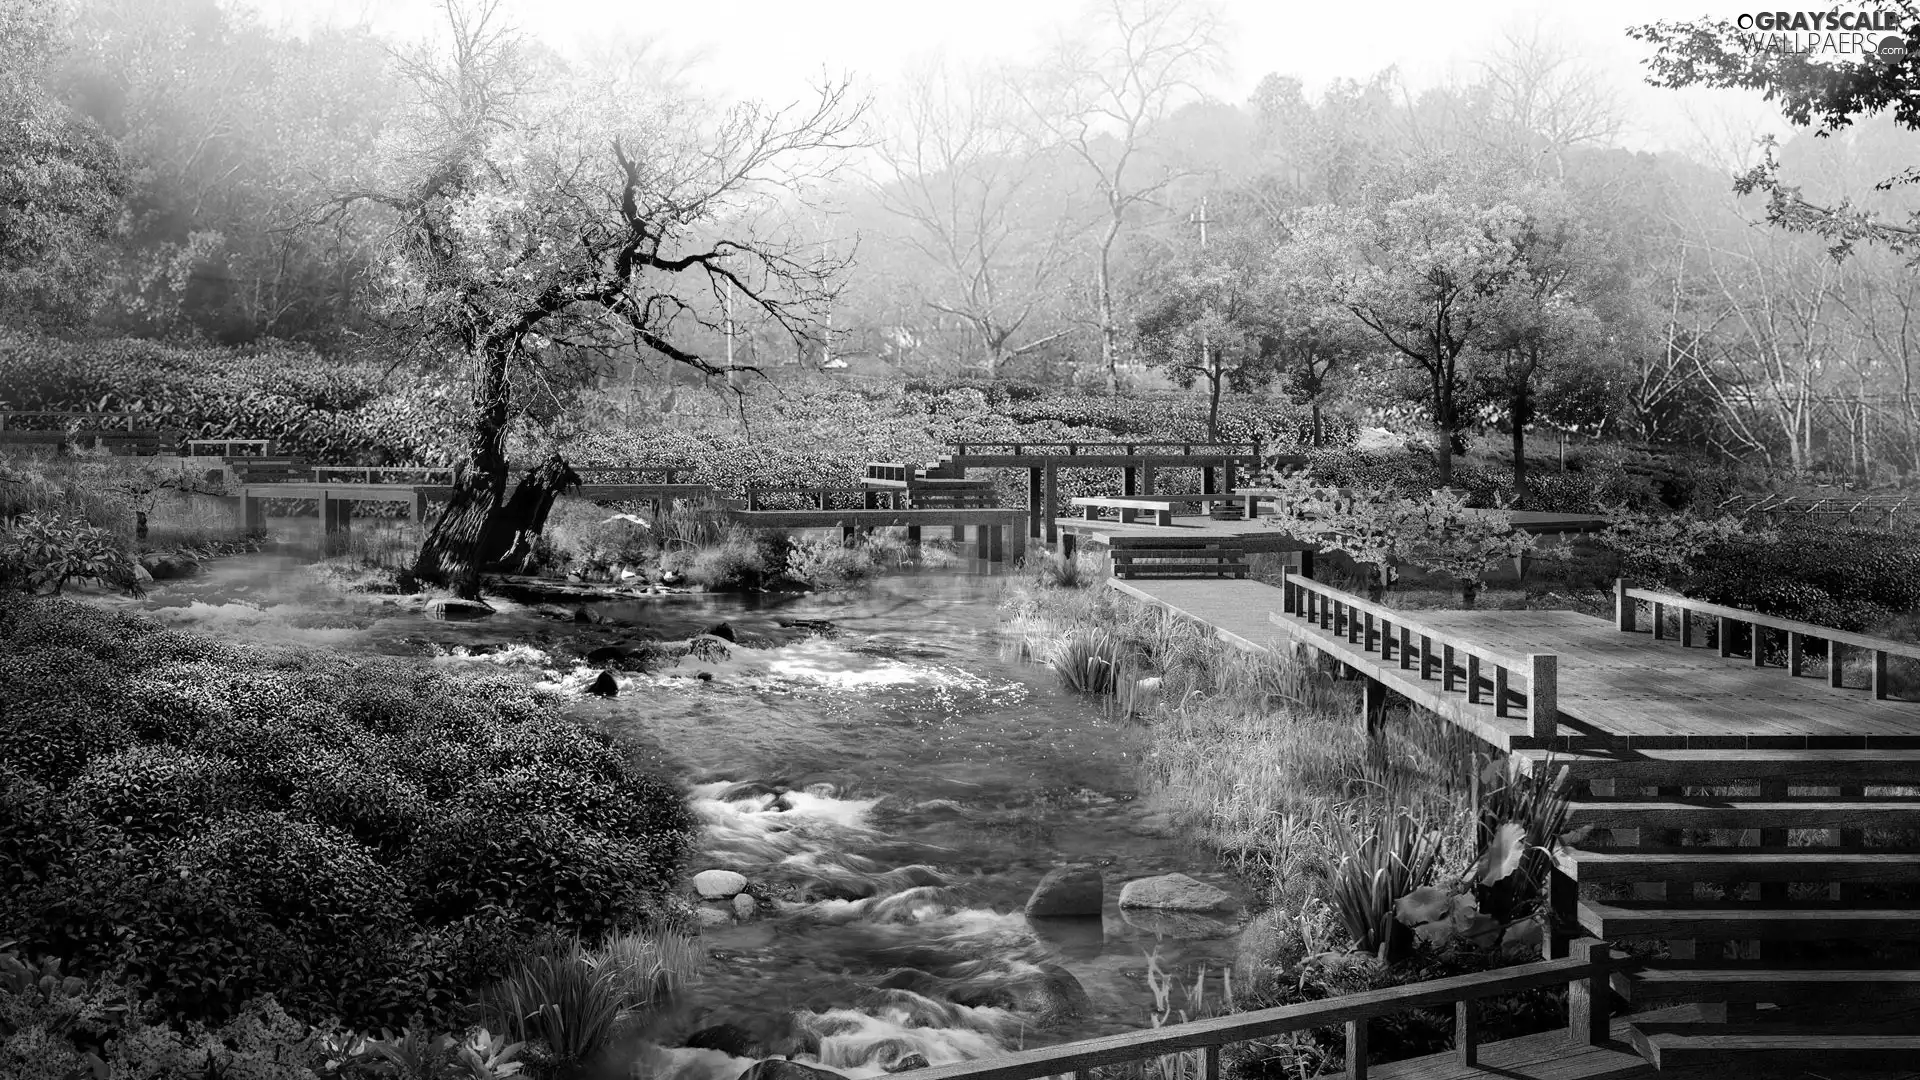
1276, 570, 1558, 741
0, 410, 162, 432
311, 465, 457, 484
950, 440, 1260, 457
1616, 578, 1920, 699
916, 944, 1619, 1080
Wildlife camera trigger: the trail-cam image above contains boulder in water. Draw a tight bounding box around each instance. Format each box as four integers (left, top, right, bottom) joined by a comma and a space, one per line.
1117, 873, 1236, 913
572, 605, 600, 623
585, 643, 660, 670
732, 893, 758, 921
1024, 864, 1104, 918
1119, 906, 1237, 939
701, 621, 738, 642
424, 596, 494, 622
884, 1054, 929, 1074
694, 869, 749, 899
737, 1061, 847, 1080
1030, 914, 1105, 960
586, 670, 619, 697
685, 1023, 761, 1059
694, 906, 733, 929
139, 552, 200, 580
686, 635, 732, 663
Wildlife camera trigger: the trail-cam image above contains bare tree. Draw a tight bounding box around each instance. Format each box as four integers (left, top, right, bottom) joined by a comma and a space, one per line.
335, 1, 862, 598
871, 57, 1081, 377
1471, 19, 1622, 180
1019, 0, 1226, 391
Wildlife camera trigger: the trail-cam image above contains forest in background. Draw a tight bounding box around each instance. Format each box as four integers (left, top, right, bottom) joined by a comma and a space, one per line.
7, 0, 1920, 488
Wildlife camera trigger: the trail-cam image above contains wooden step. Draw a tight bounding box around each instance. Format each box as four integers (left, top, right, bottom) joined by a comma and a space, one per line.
1566, 799, 1920, 831
1517, 747, 1920, 786
1579, 900, 1920, 940
1619, 966, 1920, 1005
1629, 1020, 1920, 1071
1558, 846, 1920, 885
1114, 566, 1249, 578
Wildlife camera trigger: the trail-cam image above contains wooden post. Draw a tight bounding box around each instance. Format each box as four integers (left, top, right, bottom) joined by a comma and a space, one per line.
1204, 1046, 1220, 1080
1028, 468, 1043, 539
1060, 532, 1076, 560
986, 524, 1005, 564
1399, 626, 1414, 671
1141, 464, 1156, 495
1279, 565, 1295, 613
1494, 666, 1510, 717
1546, 867, 1577, 958
906, 524, 921, 552
1830, 641, 1847, 687
412, 490, 429, 525
1123, 465, 1138, 497
1567, 940, 1611, 1045
1528, 654, 1558, 743
1717, 616, 1735, 658
1419, 635, 1435, 680
1299, 547, 1315, 579
1680, 610, 1694, 648
1873, 649, 1889, 699
1466, 654, 1482, 703
1361, 677, 1387, 736
1044, 463, 1059, 545
1006, 519, 1025, 565
1788, 631, 1804, 676
1454, 998, 1480, 1066
1751, 624, 1768, 667
1346, 1018, 1368, 1080
1614, 578, 1634, 631
1442, 644, 1457, 691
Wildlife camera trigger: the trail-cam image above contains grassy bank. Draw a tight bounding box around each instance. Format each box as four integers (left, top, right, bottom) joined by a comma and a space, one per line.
0, 593, 703, 1078
1001, 563, 1568, 1075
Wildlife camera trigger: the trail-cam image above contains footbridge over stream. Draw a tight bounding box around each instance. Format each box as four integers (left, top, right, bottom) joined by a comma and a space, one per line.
1049, 570, 1920, 1077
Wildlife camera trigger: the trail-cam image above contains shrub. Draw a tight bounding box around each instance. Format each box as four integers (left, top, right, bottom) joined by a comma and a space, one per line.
1328, 809, 1443, 963
1049, 629, 1128, 695
0, 593, 696, 1032
1687, 523, 1920, 631
478, 930, 700, 1071
785, 535, 878, 589
686, 534, 771, 591
0, 511, 139, 595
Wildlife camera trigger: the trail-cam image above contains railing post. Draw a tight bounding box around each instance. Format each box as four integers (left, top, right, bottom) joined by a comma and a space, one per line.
1652, 601, 1665, 640
1442, 644, 1457, 691
1614, 578, 1634, 632
1717, 616, 1734, 658
1873, 649, 1890, 699
1346, 1017, 1368, 1080
1567, 940, 1612, 1046
1204, 1045, 1221, 1080
1830, 641, 1847, 687
1528, 654, 1558, 743
1466, 654, 1482, 703
1280, 566, 1294, 613
1494, 665, 1510, 717
1454, 997, 1479, 1066
1788, 630, 1804, 676
1751, 624, 1768, 667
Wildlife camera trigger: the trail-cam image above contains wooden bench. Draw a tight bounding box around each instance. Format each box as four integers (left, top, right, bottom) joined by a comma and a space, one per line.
1109, 538, 1248, 580
1071, 496, 1185, 526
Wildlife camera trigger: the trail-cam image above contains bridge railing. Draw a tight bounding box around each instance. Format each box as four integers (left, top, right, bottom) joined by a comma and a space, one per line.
311, 465, 457, 485
1275, 570, 1559, 742
1616, 578, 1920, 699
743, 485, 869, 511
0, 410, 159, 432
187, 439, 274, 458
573, 465, 697, 485
913, 944, 1619, 1080
949, 441, 1261, 457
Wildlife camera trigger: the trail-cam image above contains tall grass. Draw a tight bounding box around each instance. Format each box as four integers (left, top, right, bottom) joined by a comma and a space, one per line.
478, 929, 702, 1071
1328, 809, 1445, 963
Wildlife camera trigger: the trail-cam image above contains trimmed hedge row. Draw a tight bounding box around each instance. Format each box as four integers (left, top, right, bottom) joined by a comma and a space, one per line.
0, 595, 695, 1030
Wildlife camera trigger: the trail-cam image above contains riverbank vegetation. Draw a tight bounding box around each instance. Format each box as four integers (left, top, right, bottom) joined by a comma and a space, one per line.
1001, 571, 1571, 1073
0, 593, 702, 1077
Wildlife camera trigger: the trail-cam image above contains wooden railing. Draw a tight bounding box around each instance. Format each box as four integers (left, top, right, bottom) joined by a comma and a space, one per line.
917, 944, 1619, 1080
187, 439, 273, 457
1616, 578, 1920, 700
865, 462, 917, 482
949, 441, 1261, 457
311, 465, 457, 485
743, 485, 869, 511
1275, 570, 1559, 742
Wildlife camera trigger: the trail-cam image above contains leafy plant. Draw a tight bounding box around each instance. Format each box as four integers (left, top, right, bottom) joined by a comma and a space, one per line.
1328, 809, 1443, 962
1599, 505, 1752, 588
1049, 629, 1127, 694
477, 931, 698, 1072
0, 512, 138, 595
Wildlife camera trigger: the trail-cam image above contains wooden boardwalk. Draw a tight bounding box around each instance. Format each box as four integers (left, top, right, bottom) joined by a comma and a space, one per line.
1113, 577, 1920, 750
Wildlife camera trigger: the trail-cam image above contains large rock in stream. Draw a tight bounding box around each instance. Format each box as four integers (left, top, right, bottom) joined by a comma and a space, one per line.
1117, 873, 1236, 913
737, 1061, 847, 1080
694, 869, 749, 899
1024, 865, 1104, 918
424, 596, 494, 622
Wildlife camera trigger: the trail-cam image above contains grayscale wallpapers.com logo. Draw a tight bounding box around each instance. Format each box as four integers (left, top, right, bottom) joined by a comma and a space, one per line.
1737, 10, 1910, 61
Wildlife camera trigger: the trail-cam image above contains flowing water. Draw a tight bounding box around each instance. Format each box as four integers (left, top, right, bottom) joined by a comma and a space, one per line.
109, 534, 1248, 1079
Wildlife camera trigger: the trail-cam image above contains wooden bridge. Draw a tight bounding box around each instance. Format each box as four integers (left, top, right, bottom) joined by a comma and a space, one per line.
1083, 570, 1920, 1075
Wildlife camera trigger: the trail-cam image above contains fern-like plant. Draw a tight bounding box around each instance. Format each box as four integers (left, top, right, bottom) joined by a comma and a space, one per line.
477, 931, 700, 1071
1049, 629, 1123, 694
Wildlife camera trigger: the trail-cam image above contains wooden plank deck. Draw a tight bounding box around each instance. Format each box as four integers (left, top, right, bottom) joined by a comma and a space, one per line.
1057, 511, 1605, 546
1112, 578, 1920, 750
1372, 1017, 1655, 1080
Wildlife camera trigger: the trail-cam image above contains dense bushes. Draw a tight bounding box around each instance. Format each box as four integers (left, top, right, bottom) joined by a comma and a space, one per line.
0, 331, 464, 464
1687, 523, 1920, 631
0, 594, 696, 1032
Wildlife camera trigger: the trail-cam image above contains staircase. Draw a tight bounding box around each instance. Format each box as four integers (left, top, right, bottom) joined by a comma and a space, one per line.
1108, 538, 1247, 580
1528, 745, 1920, 1072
